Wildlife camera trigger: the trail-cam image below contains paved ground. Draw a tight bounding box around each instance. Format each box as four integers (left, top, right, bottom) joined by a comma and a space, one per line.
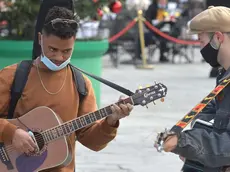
75, 49, 216, 172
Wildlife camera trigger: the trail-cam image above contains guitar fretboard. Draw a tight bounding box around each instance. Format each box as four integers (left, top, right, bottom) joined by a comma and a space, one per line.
41, 97, 133, 143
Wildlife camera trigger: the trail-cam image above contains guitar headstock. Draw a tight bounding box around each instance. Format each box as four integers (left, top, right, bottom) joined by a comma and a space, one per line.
132, 82, 167, 106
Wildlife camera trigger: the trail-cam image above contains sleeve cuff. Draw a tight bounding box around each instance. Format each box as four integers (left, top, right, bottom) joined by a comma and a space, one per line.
171, 132, 187, 154
2, 123, 17, 143
100, 119, 119, 134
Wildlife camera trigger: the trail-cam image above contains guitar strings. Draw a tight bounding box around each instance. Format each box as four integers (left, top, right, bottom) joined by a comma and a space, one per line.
5, 103, 123, 152
4, 134, 45, 153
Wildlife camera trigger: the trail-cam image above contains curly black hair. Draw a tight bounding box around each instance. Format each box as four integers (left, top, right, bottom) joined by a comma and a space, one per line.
42, 6, 80, 39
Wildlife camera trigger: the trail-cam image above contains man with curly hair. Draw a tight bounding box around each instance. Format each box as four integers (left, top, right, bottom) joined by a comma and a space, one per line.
0, 6, 133, 172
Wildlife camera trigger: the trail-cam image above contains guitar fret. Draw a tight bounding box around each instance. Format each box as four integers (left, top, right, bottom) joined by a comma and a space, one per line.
100, 108, 107, 118
84, 117, 87, 124
89, 113, 93, 122
66, 122, 74, 133
51, 129, 58, 139
49, 130, 54, 140
43, 132, 49, 142
65, 124, 71, 134
116, 98, 132, 106
48, 131, 53, 141
93, 113, 97, 121
42, 132, 47, 143
48, 130, 53, 140
90, 113, 97, 122
85, 115, 91, 124
57, 126, 64, 136
72, 120, 78, 130
45, 131, 50, 141
62, 125, 67, 135
45, 133, 49, 142
94, 111, 101, 120
106, 106, 112, 114
76, 119, 82, 128
54, 128, 60, 138
80, 117, 86, 126
98, 110, 103, 118
103, 108, 108, 116
71, 121, 76, 130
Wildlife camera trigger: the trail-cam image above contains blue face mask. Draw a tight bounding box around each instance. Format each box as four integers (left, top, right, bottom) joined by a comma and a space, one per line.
40, 36, 72, 71
40, 56, 71, 71
158, 4, 166, 9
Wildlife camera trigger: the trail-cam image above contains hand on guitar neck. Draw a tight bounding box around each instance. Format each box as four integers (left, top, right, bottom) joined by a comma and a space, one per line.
106, 95, 133, 126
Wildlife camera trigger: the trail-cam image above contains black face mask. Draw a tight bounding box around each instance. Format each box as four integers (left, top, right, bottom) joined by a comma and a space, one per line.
200, 42, 220, 67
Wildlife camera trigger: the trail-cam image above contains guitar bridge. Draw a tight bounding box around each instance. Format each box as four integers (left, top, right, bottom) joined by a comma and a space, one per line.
0, 143, 13, 170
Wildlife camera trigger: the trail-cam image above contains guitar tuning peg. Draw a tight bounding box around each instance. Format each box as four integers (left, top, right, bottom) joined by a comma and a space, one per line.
138, 86, 143, 89
160, 98, 165, 102
146, 105, 148, 109
154, 81, 157, 84
153, 101, 156, 105
146, 84, 150, 87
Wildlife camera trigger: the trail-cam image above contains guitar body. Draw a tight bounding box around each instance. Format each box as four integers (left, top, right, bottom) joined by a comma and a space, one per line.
181, 119, 213, 172
0, 106, 71, 172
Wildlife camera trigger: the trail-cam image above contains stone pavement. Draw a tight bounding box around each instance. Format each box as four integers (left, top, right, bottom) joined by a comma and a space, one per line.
75, 50, 216, 172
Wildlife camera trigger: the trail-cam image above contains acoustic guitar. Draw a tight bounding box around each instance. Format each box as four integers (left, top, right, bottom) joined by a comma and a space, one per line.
0, 82, 167, 172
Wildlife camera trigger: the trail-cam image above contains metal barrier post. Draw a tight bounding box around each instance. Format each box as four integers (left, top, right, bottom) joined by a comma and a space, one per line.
136, 10, 154, 69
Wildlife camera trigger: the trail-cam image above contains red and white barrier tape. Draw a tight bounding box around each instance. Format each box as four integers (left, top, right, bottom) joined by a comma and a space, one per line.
109, 19, 137, 43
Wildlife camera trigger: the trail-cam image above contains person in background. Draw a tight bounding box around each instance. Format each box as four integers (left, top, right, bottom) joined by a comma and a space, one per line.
135, 0, 170, 63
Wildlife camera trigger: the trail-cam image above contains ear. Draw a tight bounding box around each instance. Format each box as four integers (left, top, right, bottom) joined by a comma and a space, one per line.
215, 31, 224, 43
73, 35, 77, 41
38, 32, 42, 45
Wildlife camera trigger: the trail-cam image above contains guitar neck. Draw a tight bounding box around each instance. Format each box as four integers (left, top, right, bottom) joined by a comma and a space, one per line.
41, 97, 134, 143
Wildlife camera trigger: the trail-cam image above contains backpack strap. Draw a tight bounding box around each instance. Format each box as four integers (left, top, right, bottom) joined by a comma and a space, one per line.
69, 64, 87, 103
7, 60, 33, 119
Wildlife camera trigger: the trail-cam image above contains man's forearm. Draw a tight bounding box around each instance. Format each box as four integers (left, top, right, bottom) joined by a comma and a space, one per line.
172, 128, 230, 168
76, 119, 118, 151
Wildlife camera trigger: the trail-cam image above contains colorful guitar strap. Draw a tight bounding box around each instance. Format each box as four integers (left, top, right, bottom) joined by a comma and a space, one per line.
155, 75, 230, 152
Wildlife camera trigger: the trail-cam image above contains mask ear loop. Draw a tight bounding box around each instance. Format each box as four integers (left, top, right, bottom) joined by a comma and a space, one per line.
40, 35, 51, 59
40, 36, 45, 58
211, 33, 223, 67
210, 33, 222, 50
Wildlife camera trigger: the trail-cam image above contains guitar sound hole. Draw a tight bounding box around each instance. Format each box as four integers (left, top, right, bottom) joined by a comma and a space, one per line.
26, 131, 47, 157
34, 132, 45, 151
